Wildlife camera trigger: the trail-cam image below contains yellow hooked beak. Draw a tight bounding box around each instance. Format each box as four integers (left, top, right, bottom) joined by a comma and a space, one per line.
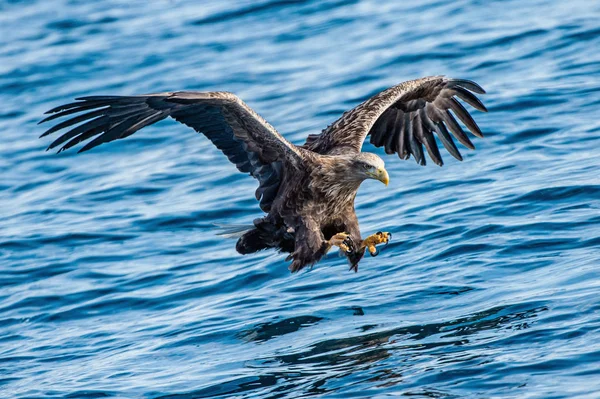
369, 167, 389, 186
378, 168, 390, 186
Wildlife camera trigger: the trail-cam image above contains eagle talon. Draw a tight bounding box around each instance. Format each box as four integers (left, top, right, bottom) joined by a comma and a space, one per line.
362, 231, 391, 257
329, 232, 355, 254
343, 236, 355, 253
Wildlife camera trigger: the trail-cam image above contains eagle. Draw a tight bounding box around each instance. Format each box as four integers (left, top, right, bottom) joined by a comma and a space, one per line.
40, 76, 487, 272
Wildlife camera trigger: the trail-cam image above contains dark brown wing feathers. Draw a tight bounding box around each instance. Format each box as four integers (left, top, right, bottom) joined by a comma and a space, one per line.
40, 91, 301, 212
302, 76, 487, 166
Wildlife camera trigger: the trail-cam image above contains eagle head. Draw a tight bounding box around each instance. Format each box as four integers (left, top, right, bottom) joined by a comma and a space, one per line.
350, 153, 389, 186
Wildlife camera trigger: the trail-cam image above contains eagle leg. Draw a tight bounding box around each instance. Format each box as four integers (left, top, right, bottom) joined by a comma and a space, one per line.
288, 229, 356, 273
361, 231, 392, 257
327, 232, 355, 254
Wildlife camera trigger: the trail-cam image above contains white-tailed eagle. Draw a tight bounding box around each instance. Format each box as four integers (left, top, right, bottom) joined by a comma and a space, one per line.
40, 76, 487, 272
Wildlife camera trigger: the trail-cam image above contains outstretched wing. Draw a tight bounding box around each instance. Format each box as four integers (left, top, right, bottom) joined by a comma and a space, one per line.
40, 91, 303, 211
302, 76, 487, 166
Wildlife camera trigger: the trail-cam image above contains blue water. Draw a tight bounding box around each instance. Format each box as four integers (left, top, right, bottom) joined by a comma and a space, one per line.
1, 0, 600, 397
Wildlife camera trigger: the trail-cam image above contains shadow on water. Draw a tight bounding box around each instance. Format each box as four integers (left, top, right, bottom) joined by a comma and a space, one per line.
238, 315, 324, 343
156, 302, 548, 398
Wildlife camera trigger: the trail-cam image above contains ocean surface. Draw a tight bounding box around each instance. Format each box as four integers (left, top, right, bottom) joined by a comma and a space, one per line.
1, 0, 600, 398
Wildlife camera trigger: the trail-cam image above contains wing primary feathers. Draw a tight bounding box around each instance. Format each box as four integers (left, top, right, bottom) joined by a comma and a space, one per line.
40, 108, 108, 138
47, 116, 109, 151
384, 110, 403, 154
369, 117, 384, 146
48, 106, 160, 152
120, 112, 167, 139
440, 110, 475, 150
392, 110, 405, 154
451, 86, 488, 112
411, 113, 423, 159
423, 106, 461, 161
397, 112, 408, 159
447, 79, 486, 94
77, 110, 157, 153
417, 109, 443, 166
399, 112, 411, 160
75, 95, 138, 101
407, 114, 424, 165
448, 98, 484, 138
43, 99, 108, 115
370, 109, 390, 146
38, 103, 109, 124
378, 110, 396, 150
59, 125, 105, 153
423, 131, 443, 166
434, 122, 462, 161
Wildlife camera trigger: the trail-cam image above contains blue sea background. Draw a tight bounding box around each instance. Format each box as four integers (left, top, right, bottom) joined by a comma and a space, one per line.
1, 0, 600, 398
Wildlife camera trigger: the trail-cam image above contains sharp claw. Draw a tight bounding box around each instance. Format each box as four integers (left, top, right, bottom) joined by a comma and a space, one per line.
344, 237, 355, 253
376, 231, 382, 235
371, 247, 380, 257
388, 232, 392, 240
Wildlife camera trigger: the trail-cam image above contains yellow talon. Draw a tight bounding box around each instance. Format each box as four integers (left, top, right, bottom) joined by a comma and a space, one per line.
361, 231, 391, 257
367, 244, 377, 256
328, 232, 355, 254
